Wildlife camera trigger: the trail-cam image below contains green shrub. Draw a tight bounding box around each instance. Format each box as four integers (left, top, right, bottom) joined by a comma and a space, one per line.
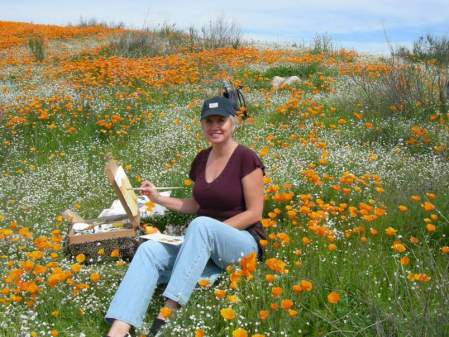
263, 63, 321, 79
28, 35, 46, 62
100, 23, 188, 58
396, 33, 449, 114
101, 30, 168, 58
350, 60, 439, 118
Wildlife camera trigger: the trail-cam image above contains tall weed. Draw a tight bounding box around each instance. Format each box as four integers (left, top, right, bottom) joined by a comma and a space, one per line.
199, 17, 241, 49
28, 35, 46, 62
311, 33, 334, 55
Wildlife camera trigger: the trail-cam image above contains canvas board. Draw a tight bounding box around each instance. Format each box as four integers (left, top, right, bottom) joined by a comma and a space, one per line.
105, 159, 140, 228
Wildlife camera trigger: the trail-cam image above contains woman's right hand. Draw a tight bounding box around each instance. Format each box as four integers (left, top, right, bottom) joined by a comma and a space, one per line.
140, 180, 161, 203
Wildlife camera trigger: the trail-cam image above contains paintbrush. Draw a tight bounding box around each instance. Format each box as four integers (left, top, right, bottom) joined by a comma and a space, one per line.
127, 187, 185, 191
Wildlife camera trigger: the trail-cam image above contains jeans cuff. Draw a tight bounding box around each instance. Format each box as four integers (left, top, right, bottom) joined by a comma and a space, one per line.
162, 290, 188, 306
104, 313, 141, 329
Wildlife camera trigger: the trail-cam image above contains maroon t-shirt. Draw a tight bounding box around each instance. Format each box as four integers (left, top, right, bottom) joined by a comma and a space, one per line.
189, 144, 267, 256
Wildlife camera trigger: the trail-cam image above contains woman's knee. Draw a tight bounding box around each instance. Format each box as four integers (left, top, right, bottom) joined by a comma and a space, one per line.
133, 240, 172, 273
186, 216, 216, 235
135, 240, 163, 260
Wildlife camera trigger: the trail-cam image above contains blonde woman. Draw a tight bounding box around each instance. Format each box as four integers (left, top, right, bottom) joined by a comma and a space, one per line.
105, 96, 266, 337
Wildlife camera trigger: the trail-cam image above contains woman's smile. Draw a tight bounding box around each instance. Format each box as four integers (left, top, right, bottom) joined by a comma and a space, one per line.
202, 115, 233, 144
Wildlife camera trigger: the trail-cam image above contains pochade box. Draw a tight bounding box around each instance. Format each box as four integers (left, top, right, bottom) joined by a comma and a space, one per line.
62, 158, 143, 261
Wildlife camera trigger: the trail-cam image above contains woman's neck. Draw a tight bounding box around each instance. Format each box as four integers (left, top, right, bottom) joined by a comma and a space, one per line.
210, 139, 238, 157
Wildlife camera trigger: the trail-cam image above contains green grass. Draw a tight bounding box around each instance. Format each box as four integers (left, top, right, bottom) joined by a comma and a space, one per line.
263, 63, 323, 79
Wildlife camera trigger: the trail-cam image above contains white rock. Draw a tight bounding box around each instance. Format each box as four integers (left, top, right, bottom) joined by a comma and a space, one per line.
283, 76, 300, 85
271, 76, 285, 89
271, 75, 301, 89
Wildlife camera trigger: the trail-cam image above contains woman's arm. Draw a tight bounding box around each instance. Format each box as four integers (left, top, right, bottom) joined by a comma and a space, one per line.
140, 180, 199, 214
223, 168, 264, 229
153, 195, 199, 214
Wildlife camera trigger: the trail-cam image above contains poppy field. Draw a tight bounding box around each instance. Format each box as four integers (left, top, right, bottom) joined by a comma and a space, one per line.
0, 21, 449, 337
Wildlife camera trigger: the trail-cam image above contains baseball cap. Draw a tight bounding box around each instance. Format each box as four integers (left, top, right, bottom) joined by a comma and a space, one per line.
200, 96, 235, 120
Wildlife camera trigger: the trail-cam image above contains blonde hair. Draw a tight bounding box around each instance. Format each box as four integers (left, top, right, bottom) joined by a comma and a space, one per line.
229, 115, 240, 131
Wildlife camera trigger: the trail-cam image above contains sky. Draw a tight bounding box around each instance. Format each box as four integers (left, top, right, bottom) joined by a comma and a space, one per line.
1, 0, 449, 54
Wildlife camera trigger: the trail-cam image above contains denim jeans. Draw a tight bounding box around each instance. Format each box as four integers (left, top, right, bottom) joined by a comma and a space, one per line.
105, 216, 258, 328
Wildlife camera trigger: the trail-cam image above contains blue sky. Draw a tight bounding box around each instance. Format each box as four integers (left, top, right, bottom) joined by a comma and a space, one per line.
1, 0, 449, 54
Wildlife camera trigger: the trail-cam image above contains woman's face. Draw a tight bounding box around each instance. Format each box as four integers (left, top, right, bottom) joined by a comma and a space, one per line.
201, 115, 234, 145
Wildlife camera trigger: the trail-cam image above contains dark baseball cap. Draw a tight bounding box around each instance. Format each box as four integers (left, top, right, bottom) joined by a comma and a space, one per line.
200, 96, 235, 120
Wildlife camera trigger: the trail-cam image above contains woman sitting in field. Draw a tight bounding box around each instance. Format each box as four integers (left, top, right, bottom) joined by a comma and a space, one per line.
104, 96, 266, 337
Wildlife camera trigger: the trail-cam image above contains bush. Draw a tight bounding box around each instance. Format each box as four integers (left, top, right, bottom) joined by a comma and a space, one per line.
396, 34, 449, 67
101, 18, 243, 58
349, 58, 441, 118
185, 17, 242, 52
395, 33, 449, 114
351, 34, 449, 118
311, 33, 334, 54
77, 17, 106, 27
28, 35, 46, 62
199, 17, 242, 49
76, 16, 124, 29
101, 24, 186, 58
263, 63, 322, 79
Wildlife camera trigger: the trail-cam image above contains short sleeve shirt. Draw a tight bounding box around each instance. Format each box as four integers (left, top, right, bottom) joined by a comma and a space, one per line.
189, 144, 265, 221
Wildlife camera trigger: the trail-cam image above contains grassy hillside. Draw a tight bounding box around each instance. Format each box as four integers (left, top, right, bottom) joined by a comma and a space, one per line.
0, 21, 448, 337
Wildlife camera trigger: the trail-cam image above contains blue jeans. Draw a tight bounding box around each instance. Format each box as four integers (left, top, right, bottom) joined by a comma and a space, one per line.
105, 216, 258, 328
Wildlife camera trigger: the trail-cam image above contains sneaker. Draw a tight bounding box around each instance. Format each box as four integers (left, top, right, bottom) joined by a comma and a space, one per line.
147, 318, 167, 337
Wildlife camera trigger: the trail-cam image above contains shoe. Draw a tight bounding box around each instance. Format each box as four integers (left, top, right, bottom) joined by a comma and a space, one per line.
104, 319, 135, 337
147, 318, 166, 337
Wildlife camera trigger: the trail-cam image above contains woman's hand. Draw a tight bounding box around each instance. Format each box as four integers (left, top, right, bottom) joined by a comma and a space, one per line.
140, 180, 161, 203
140, 181, 199, 214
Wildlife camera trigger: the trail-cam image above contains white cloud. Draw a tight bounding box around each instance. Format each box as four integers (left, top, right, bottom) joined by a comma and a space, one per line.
138, 0, 449, 32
